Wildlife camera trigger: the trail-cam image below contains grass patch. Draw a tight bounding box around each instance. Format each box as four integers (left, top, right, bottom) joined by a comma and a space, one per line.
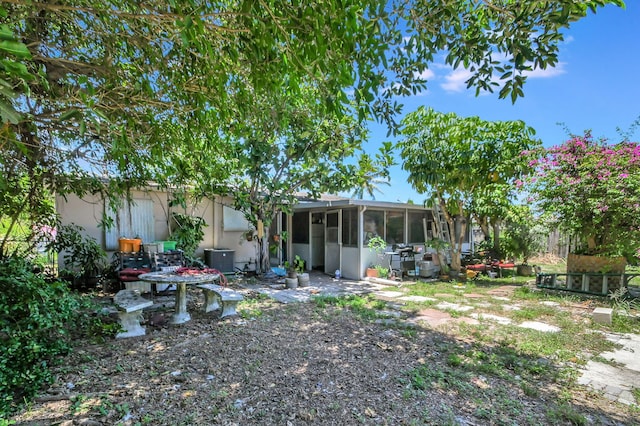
238, 293, 273, 319
546, 403, 588, 426
403, 363, 474, 395
509, 304, 558, 321
311, 294, 388, 321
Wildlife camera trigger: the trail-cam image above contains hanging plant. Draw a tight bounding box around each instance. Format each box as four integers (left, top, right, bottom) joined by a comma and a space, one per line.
171, 213, 207, 258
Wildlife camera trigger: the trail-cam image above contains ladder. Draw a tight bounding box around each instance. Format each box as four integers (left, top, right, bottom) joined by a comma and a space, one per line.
432, 202, 450, 244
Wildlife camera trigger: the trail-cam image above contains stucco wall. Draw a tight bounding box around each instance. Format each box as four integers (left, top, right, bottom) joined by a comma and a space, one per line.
56, 188, 218, 260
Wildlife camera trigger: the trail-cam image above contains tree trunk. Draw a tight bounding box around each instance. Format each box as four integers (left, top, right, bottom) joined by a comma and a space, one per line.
258, 226, 271, 275
474, 215, 490, 241
492, 219, 501, 256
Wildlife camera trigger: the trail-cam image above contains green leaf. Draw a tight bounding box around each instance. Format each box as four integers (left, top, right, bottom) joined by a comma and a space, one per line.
0, 24, 15, 40
0, 97, 20, 124
58, 109, 82, 122
0, 40, 32, 59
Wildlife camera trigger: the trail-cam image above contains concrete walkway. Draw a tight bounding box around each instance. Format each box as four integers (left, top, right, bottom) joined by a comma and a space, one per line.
239, 271, 640, 406
577, 333, 640, 405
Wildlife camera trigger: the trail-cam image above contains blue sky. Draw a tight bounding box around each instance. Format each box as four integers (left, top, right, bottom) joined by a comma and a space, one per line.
370, 2, 640, 203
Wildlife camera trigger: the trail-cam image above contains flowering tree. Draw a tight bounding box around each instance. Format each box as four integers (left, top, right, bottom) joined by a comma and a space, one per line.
525, 132, 640, 259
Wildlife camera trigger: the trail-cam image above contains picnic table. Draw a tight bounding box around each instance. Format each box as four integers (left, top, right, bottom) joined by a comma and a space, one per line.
138, 270, 220, 324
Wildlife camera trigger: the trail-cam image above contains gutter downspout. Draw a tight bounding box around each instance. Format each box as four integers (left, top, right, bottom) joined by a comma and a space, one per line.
359, 205, 367, 280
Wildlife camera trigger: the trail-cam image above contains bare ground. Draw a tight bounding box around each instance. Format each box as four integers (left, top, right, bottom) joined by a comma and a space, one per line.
10, 287, 638, 426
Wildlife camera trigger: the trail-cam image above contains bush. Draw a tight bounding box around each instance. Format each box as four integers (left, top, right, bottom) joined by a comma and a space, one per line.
0, 257, 108, 416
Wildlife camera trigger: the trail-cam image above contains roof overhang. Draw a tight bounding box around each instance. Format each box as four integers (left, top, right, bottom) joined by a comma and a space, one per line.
292, 198, 432, 211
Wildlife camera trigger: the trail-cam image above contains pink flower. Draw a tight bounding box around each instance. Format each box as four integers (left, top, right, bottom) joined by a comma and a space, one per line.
619, 173, 629, 178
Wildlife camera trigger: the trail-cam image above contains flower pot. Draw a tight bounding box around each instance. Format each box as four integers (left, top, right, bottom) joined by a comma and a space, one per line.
298, 273, 310, 287
285, 277, 298, 289
119, 238, 142, 253
163, 241, 178, 251
517, 264, 534, 276
143, 242, 164, 254
366, 267, 378, 278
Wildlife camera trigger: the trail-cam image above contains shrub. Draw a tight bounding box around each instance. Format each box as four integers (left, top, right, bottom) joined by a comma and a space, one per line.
0, 257, 107, 416
525, 132, 640, 259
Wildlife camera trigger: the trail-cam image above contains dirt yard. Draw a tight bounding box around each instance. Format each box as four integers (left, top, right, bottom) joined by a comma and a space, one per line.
10, 287, 638, 425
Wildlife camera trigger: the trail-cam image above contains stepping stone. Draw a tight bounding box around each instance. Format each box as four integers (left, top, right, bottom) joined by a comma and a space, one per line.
487, 286, 518, 296
374, 291, 405, 299
464, 293, 486, 299
501, 304, 521, 311
470, 313, 512, 325
491, 296, 511, 301
540, 301, 560, 307
451, 317, 480, 326
398, 295, 437, 303
436, 301, 474, 312
518, 321, 560, 333
434, 293, 456, 298
411, 308, 452, 327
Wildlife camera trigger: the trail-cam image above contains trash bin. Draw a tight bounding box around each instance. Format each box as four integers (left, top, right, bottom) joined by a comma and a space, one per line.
204, 249, 235, 273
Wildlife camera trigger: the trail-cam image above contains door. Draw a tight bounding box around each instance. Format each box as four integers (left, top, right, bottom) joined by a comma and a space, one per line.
324, 211, 340, 274
311, 212, 325, 269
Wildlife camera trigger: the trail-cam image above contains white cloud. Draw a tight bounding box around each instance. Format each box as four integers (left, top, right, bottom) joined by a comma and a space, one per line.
438, 59, 566, 94
523, 62, 567, 78
414, 69, 435, 80
440, 68, 473, 92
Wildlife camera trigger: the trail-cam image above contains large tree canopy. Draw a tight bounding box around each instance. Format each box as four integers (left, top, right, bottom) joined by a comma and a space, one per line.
0, 0, 624, 257
398, 107, 541, 271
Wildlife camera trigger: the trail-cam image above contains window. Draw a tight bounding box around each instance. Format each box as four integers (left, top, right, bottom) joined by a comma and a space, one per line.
408, 211, 431, 243
363, 210, 383, 243
105, 199, 155, 250
292, 212, 309, 244
386, 211, 405, 245
341, 208, 358, 247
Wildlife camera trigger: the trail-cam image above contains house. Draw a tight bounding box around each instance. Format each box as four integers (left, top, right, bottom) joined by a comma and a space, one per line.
56, 187, 470, 280
284, 198, 439, 279
55, 187, 261, 273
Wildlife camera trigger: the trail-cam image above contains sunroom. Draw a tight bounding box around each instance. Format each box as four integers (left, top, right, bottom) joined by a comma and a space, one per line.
275, 199, 441, 280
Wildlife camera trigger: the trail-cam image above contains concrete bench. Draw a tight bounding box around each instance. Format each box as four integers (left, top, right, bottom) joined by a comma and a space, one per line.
196, 283, 244, 318
113, 289, 153, 338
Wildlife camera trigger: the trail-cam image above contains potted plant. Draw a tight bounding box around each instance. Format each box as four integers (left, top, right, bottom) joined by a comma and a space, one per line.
283, 255, 299, 289
366, 263, 378, 277
294, 255, 310, 287
48, 224, 109, 289
374, 265, 389, 279
501, 205, 546, 276
366, 235, 388, 278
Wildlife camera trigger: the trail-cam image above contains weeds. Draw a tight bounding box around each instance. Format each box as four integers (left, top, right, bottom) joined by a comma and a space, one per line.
546, 403, 588, 425
311, 295, 388, 321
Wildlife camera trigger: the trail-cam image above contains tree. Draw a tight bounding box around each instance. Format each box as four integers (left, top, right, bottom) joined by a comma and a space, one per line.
1, 0, 624, 258
191, 87, 394, 273
524, 132, 640, 259
501, 205, 548, 265
398, 107, 540, 272
351, 153, 393, 200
